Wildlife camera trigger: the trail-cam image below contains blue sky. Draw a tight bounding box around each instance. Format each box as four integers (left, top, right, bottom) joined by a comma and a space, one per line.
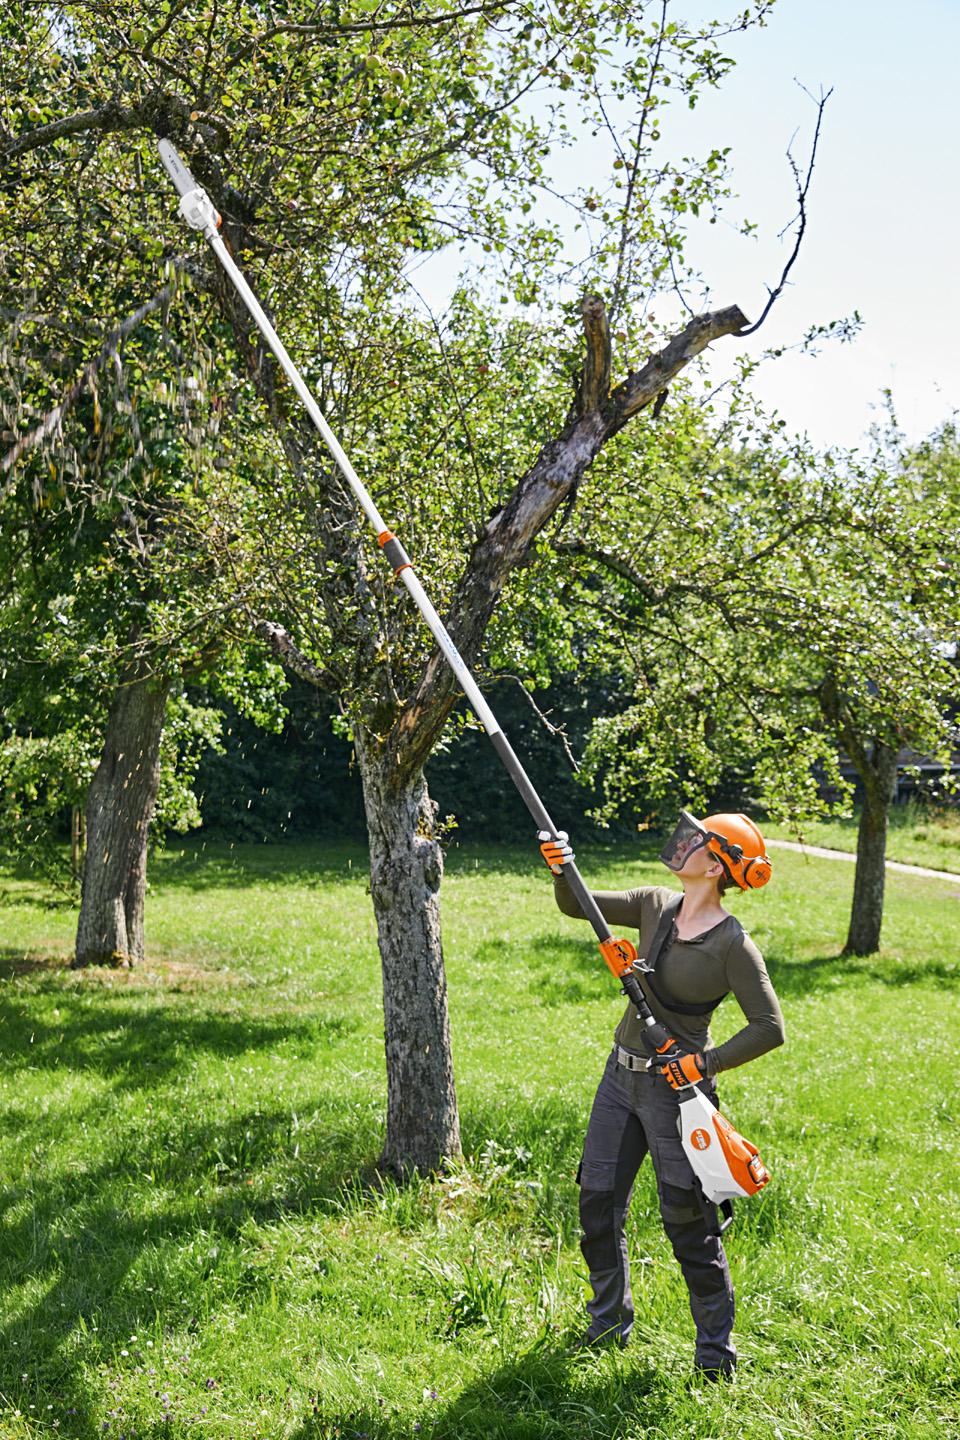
666, 0, 960, 450
414, 0, 959, 454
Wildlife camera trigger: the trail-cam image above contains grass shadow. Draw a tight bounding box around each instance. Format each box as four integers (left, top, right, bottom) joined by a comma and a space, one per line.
287, 1342, 679, 1440
0, 1071, 590, 1435
0, 1120, 390, 1438
0, 947, 73, 977
764, 947, 960, 999
0, 981, 358, 1088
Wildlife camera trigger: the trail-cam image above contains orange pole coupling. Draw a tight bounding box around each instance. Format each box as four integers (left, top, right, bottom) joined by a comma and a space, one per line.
599, 936, 638, 980
378, 530, 413, 575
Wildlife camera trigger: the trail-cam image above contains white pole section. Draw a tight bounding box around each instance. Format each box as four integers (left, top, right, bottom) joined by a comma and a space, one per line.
157, 141, 500, 736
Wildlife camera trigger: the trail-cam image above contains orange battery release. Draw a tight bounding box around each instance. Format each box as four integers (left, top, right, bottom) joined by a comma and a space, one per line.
712, 1112, 771, 1196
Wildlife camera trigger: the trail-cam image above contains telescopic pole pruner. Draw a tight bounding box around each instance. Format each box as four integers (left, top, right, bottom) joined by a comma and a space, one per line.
157, 140, 679, 1062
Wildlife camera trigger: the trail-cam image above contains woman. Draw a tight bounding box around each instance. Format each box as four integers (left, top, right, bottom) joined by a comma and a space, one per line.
540, 811, 785, 1382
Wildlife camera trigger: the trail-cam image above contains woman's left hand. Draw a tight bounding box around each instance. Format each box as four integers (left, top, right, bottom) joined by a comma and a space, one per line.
659, 1051, 707, 1090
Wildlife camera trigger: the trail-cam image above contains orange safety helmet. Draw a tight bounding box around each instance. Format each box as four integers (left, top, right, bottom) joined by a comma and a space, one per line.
659, 810, 772, 890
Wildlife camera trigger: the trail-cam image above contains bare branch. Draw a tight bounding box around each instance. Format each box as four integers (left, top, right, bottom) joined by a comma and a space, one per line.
225, 0, 512, 67
494, 673, 581, 772
552, 536, 747, 639
611, 304, 749, 423
739, 86, 832, 338
608, 0, 670, 328
551, 537, 663, 602
254, 619, 338, 690
142, 0, 191, 62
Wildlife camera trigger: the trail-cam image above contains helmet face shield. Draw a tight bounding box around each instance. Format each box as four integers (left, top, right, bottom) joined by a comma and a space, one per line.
659, 810, 773, 889
659, 811, 709, 873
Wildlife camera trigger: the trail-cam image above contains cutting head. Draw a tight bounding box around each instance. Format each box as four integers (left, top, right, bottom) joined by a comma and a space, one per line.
157, 140, 221, 236
158, 139, 197, 198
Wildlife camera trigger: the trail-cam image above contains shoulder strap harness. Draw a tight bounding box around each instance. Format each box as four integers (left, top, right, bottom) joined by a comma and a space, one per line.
637, 893, 729, 1017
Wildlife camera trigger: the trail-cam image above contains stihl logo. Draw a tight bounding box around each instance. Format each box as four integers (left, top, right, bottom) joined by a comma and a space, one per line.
691, 1128, 711, 1150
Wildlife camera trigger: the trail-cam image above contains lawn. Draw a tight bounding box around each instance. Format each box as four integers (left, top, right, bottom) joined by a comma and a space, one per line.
0, 838, 958, 1439
764, 800, 960, 875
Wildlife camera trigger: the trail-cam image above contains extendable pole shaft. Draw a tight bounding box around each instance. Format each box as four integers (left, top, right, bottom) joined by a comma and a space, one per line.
157, 141, 630, 954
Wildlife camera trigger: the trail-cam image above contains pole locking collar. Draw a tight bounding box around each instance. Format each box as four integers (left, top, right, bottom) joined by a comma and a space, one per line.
178, 187, 221, 237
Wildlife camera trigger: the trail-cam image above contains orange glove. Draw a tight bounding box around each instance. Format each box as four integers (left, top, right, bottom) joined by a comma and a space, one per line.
539, 829, 574, 874
660, 1051, 707, 1090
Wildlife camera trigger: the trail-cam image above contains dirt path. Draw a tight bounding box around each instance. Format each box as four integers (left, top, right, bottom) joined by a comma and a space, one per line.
766, 837, 960, 884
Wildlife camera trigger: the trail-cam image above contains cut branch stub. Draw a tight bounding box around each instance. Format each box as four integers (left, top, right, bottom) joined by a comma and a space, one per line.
610, 305, 749, 427
255, 619, 337, 690
578, 293, 611, 415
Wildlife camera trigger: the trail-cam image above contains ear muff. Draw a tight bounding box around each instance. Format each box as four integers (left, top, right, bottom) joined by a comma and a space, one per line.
742, 857, 771, 888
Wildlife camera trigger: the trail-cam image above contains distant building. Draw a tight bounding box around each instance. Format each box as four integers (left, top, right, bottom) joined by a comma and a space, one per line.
834, 745, 960, 805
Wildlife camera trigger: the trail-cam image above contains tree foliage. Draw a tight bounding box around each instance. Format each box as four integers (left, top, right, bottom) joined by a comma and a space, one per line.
566, 385, 960, 949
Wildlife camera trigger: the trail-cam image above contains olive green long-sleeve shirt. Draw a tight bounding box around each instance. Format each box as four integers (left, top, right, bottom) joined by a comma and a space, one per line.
552, 876, 785, 1075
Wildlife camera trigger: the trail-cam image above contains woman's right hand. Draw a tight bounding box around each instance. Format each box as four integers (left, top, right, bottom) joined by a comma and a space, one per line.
539, 830, 574, 874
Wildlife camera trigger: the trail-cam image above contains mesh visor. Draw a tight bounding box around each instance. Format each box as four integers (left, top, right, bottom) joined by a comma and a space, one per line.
659, 811, 709, 873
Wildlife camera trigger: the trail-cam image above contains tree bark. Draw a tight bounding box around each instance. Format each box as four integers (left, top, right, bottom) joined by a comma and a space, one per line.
845, 740, 898, 956
74, 655, 171, 967
354, 726, 461, 1174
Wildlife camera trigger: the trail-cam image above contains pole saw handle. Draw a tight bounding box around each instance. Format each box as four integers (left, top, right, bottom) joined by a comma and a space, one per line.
598, 935, 637, 978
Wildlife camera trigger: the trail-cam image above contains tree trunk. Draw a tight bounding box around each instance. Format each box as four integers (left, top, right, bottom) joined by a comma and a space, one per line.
355, 726, 461, 1175
845, 741, 898, 956
75, 657, 171, 967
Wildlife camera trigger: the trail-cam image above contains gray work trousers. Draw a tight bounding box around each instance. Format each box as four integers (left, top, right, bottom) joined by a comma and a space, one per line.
577, 1048, 736, 1370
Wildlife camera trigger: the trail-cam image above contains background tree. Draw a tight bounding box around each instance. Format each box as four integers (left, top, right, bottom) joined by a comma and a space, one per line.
821, 414, 960, 952
572, 390, 960, 955
0, 261, 286, 956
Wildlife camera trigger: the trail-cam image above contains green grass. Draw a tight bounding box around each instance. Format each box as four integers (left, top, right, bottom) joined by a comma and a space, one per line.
1, 838, 959, 1439
764, 799, 960, 875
